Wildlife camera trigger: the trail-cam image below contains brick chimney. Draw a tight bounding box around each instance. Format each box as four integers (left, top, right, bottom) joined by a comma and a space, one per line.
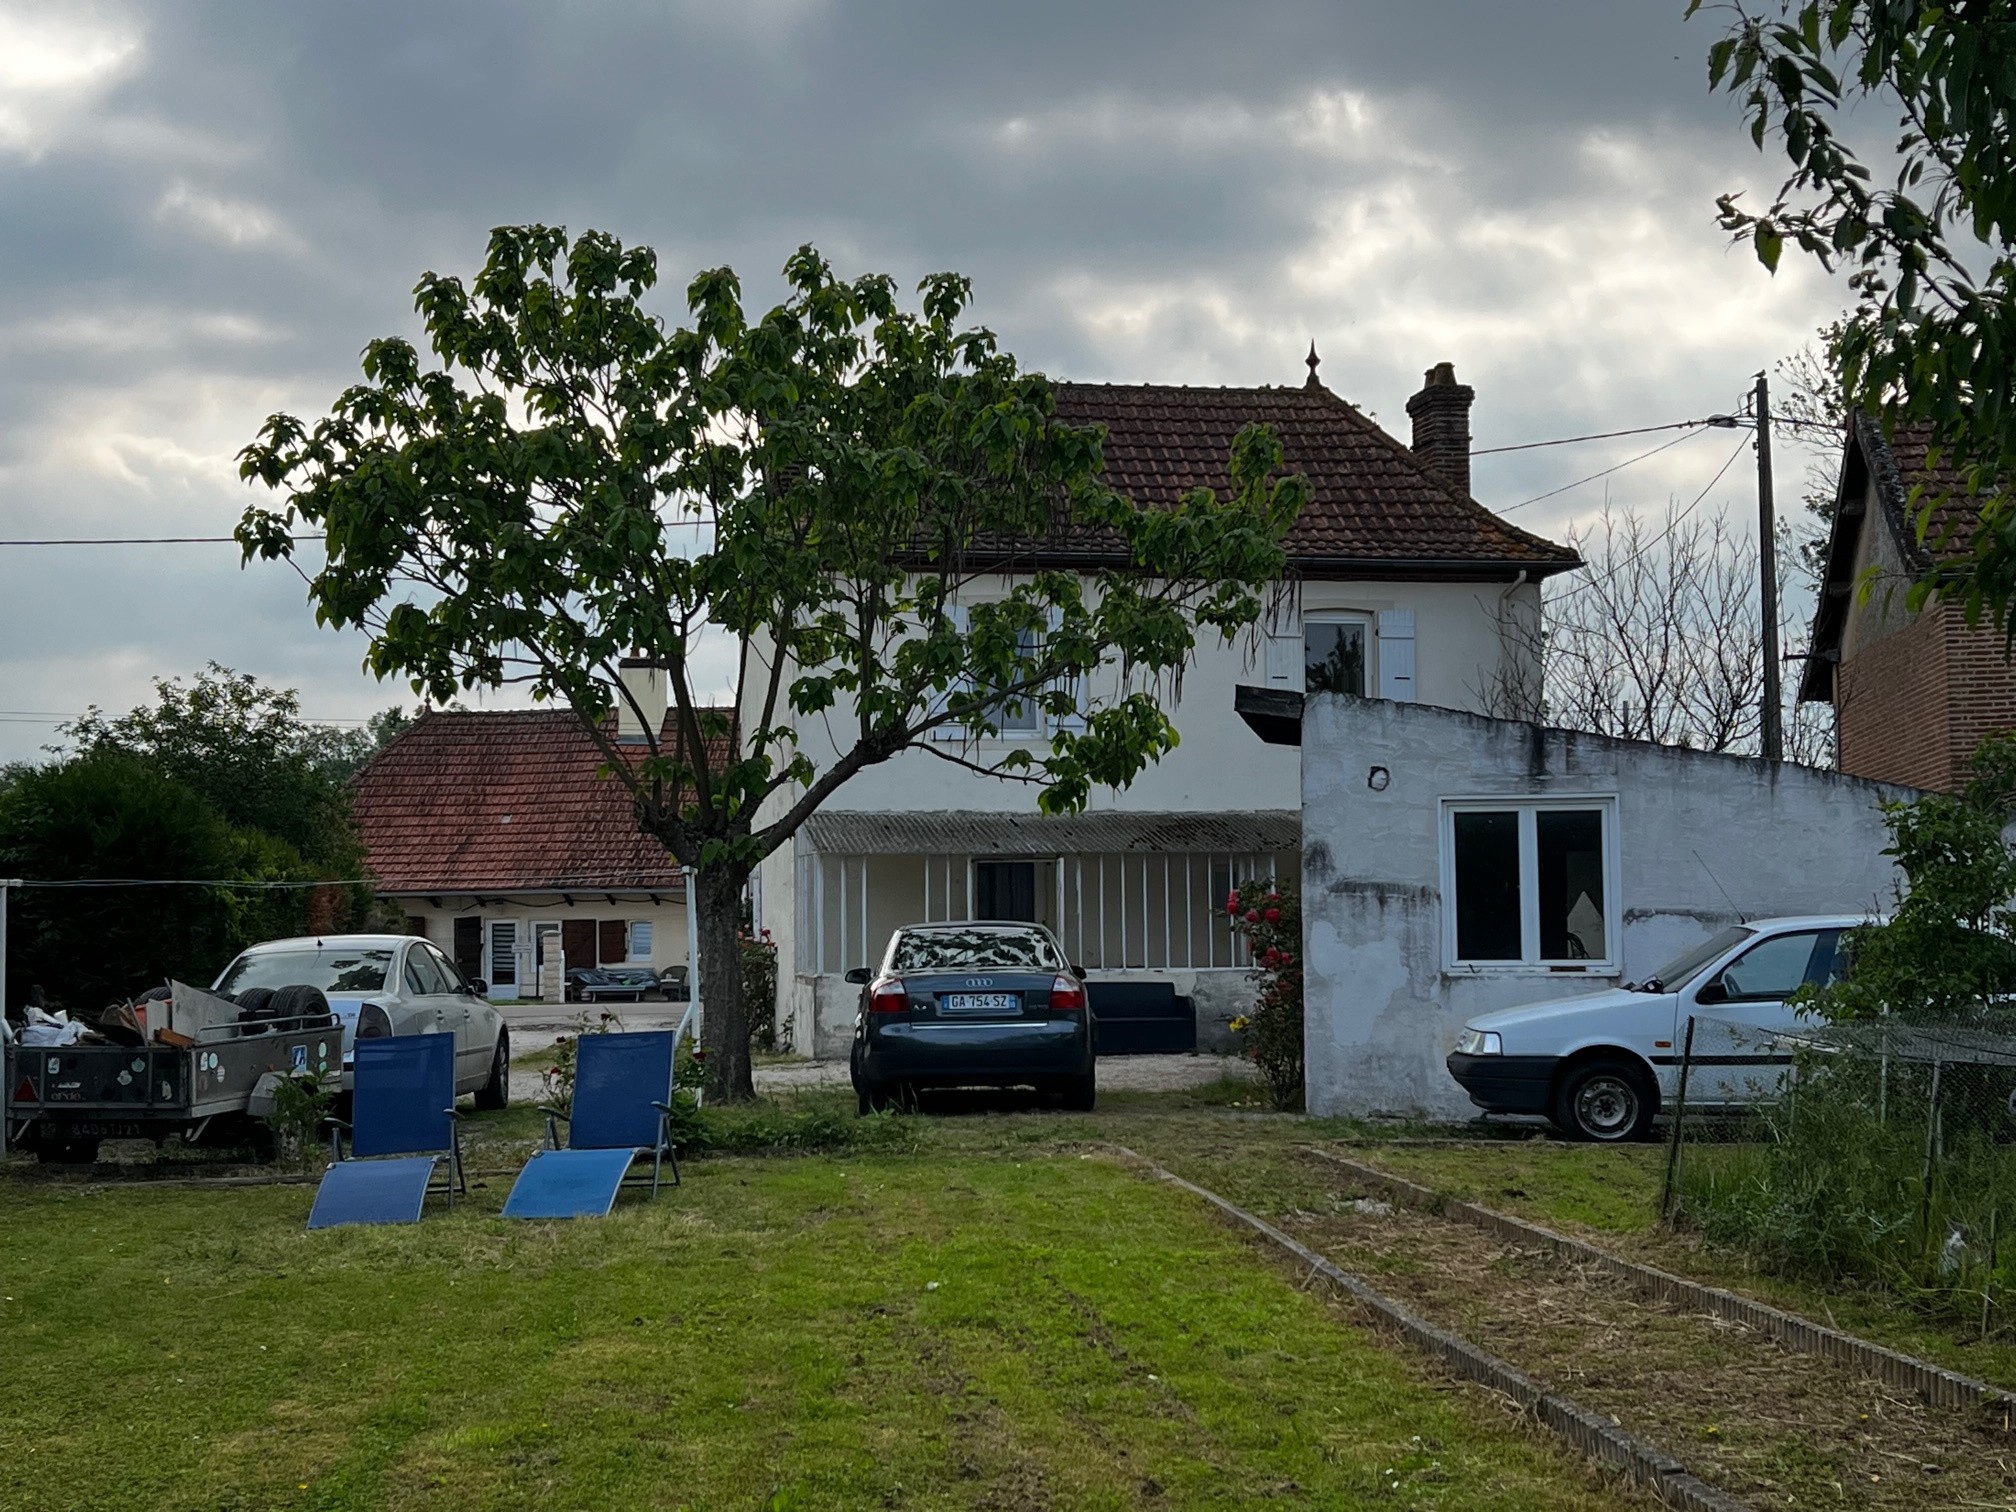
1405, 361, 1475, 497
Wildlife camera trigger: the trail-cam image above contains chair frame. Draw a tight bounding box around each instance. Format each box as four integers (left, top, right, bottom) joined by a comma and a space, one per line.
323, 1105, 467, 1204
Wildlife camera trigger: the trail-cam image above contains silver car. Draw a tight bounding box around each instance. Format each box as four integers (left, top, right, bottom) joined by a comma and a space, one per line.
213, 934, 511, 1108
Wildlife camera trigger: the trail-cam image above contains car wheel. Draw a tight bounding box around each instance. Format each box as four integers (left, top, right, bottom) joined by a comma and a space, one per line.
473, 1031, 510, 1111
1062, 1069, 1097, 1113
1552, 1057, 1655, 1142
856, 1081, 898, 1116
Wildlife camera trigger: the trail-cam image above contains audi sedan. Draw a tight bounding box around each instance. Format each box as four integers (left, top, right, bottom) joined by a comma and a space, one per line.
846, 921, 1096, 1114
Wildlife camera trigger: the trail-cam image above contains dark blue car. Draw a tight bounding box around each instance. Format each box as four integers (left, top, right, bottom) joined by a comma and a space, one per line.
847, 921, 1096, 1114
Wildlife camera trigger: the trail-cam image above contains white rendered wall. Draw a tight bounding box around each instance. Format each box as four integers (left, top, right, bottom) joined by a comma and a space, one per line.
1296, 695, 1909, 1119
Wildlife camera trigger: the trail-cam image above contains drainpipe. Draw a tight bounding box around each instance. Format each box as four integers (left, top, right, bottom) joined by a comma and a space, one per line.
1497, 570, 1531, 718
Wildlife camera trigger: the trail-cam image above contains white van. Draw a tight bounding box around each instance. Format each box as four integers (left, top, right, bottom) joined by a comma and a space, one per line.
1445, 914, 1865, 1142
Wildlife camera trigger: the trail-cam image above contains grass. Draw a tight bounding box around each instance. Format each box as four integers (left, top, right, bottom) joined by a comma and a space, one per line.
0, 1113, 1653, 1512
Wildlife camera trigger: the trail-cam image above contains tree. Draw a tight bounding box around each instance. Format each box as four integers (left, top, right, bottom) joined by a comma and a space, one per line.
1775, 317, 1850, 574
1484, 502, 1834, 764
0, 753, 313, 1015
238, 227, 1303, 1101
1692, 2, 2016, 617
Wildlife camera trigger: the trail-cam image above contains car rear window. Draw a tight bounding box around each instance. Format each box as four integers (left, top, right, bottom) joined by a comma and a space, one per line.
891, 927, 1062, 972
216, 947, 393, 996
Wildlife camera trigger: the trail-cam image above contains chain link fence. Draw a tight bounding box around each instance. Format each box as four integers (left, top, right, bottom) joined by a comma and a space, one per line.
1661, 1012, 2016, 1333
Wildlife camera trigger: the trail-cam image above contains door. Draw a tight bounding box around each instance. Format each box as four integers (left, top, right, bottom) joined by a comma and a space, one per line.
975, 860, 1038, 922
562, 919, 596, 988
425, 942, 492, 1089
487, 920, 521, 1002
452, 917, 483, 984
1683, 928, 1843, 1105
402, 943, 475, 1085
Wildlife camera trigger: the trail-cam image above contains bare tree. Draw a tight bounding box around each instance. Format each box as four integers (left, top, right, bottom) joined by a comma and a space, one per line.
1483, 501, 1835, 766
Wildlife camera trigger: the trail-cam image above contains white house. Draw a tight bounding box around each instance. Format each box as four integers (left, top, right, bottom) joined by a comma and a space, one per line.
751, 361, 1584, 1057
1242, 689, 1908, 1118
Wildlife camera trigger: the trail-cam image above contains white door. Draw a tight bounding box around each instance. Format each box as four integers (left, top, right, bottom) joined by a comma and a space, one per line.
486, 919, 521, 1002
1683, 928, 1845, 1106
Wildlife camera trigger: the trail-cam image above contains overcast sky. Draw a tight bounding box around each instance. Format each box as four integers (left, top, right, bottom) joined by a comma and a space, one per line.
0, 0, 1848, 760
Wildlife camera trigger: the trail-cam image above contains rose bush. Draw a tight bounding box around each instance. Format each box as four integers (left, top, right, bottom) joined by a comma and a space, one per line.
1225, 879, 1302, 1110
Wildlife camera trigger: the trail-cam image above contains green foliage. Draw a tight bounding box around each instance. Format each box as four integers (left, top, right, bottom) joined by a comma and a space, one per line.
236, 226, 1303, 1100
1225, 879, 1302, 1110
741, 927, 783, 1052
0, 753, 314, 1013
1691, 2, 2016, 618
264, 1070, 333, 1168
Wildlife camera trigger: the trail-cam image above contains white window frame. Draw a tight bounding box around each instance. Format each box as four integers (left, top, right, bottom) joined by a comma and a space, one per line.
1301, 611, 1374, 697
1439, 795, 1620, 974
627, 920, 654, 963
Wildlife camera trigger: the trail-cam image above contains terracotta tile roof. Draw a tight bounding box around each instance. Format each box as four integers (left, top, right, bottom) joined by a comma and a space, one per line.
1041, 382, 1580, 578
352, 710, 732, 894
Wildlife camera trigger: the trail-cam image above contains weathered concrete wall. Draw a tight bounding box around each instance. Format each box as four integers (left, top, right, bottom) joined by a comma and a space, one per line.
1299, 695, 1909, 1119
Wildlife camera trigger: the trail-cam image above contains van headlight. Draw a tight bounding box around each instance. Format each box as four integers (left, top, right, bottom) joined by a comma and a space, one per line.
1456, 1028, 1503, 1056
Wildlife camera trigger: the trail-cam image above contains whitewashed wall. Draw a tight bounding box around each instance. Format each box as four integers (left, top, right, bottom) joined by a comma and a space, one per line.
397, 894, 690, 1002
1297, 695, 1910, 1119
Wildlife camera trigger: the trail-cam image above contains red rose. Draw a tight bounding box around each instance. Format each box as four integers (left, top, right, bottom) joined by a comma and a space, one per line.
1280, 952, 1294, 966
1225, 891, 1239, 913
1267, 890, 1280, 902
1244, 908, 1261, 924
1263, 907, 1281, 923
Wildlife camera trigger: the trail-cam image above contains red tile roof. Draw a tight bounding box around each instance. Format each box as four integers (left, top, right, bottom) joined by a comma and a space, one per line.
352, 710, 732, 894
1046, 382, 1579, 578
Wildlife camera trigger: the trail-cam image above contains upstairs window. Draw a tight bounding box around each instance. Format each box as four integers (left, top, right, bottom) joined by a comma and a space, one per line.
1444, 800, 1615, 969
1304, 618, 1368, 695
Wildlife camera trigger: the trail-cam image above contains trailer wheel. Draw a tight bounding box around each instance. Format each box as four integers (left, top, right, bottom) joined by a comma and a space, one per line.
38, 1137, 100, 1165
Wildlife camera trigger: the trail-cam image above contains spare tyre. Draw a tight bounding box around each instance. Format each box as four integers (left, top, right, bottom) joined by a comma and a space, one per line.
270, 984, 331, 1024
233, 986, 277, 1016
140, 985, 173, 1003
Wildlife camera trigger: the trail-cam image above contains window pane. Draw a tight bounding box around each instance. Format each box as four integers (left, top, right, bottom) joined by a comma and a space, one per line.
1537, 809, 1606, 960
1717, 932, 1821, 1001
998, 628, 1042, 731
1304, 621, 1366, 695
1453, 811, 1521, 960
628, 921, 654, 962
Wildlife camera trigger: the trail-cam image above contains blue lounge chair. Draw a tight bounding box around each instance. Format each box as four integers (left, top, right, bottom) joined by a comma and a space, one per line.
502, 1030, 681, 1219
307, 1033, 464, 1230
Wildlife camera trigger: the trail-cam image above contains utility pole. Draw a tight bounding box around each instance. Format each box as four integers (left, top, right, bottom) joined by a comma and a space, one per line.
1755, 371, 1783, 761
0, 879, 14, 1158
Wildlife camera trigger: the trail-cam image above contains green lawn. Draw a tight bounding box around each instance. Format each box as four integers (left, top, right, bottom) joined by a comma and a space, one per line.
0, 1115, 1647, 1512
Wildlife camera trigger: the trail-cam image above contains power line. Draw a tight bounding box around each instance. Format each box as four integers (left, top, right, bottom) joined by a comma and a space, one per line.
1498, 428, 1711, 515
1472, 417, 1730, 456
0, 535, 322, 547
1549, 436, 1753, 602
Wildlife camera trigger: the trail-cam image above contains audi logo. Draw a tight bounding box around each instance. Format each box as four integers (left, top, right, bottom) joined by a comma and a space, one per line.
964, 977, 994, 988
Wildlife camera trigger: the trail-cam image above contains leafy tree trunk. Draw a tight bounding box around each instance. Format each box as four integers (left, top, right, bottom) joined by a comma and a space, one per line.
695, 863, 755, 1102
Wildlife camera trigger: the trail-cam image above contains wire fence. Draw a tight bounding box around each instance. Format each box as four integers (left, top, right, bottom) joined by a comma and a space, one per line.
1661, 1012, 2016, 1335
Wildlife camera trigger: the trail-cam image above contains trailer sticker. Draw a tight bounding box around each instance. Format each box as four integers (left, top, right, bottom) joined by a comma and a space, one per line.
292, 1046, 308, 1072
116, 1071, 132, 1087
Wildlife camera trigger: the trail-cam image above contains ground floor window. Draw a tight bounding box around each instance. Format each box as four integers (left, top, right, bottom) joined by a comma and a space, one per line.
1443, 799, 1615, 969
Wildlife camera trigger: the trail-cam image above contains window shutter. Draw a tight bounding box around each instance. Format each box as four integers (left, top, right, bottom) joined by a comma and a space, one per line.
1377, 609, 1417, 702
598, 919, 627, 964
1263, 610, 1302, 689
929, 603, 969, 739
1048, 606, 1086, 734
627, 920, 653, 962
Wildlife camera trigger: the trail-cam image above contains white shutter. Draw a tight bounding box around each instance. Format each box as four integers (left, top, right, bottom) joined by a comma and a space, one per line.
929, 603, 968, 739
1263, 609, 1302, 689
1048, 605, 1086, 734
1377, 609, 1417, 702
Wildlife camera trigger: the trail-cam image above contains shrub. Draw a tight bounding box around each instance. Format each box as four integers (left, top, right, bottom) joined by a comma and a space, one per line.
1225, 879, 1302, 1110
741, 929, 785, 1052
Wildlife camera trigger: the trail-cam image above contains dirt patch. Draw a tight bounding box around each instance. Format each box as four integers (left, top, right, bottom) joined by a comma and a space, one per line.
1280, 1149, 2016, 1510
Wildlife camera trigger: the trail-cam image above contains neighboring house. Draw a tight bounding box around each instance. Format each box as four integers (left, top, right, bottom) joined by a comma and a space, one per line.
1802, 412, 2016, 790
351, 688, 730, 1001
1241, 687, 1905, 1118
752, 359, 1583, 1058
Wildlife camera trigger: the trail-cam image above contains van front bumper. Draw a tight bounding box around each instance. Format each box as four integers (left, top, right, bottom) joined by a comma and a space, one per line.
1445, 1052, 1557, 1115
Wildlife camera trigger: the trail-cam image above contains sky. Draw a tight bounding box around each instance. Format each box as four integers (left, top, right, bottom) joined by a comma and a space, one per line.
0, 0, 1852, 761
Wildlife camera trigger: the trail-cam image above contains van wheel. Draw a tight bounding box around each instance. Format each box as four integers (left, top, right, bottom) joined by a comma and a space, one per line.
1552, 1058, 1656, 1142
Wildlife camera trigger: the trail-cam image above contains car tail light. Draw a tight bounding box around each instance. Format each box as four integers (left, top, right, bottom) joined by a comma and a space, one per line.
357, 1002, 394, 1039
869, 977, 910, 1014
1048, 975, 1086, 1013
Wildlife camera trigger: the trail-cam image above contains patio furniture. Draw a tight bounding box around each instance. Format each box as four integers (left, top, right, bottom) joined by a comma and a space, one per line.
306, 1033, 465, 1230
502, 1030, 681, 1219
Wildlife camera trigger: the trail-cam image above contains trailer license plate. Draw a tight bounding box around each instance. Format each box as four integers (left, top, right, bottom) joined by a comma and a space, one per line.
941, 993, 1019, 1015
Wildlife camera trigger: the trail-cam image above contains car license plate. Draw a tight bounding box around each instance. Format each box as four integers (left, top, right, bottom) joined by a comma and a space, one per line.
940, 992, 1020, 1015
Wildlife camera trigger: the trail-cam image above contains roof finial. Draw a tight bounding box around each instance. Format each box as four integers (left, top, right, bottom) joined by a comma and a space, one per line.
1304, 340, 1322, 389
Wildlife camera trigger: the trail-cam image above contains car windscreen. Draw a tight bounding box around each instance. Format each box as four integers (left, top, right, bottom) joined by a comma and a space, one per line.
1643, 926, 1753, 991
215, 947, 393, 996
890, 927, 1062, 972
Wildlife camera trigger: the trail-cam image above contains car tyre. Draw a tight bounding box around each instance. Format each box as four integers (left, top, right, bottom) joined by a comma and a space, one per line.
473, 1031, 510, 1111
269, 983, 331, 1023
1552, 1057, 1656, 1142
1062, 1069, 1097, 1113
857, 1081, 898, 1116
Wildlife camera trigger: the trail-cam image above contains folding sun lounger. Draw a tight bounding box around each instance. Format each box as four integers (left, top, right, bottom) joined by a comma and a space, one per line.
502, 1029, 681, 1219
306, 1033, 465, 1230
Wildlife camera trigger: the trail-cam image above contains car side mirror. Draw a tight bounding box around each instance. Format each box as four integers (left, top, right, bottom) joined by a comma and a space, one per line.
468, 978, 488, 996
1694, 977, 1728, 1006
844, 967, 871, 986
1071, 964, 1087, 980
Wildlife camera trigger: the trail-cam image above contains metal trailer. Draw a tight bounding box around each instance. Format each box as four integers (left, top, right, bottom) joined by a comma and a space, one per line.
3, 1014, 341, 1163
